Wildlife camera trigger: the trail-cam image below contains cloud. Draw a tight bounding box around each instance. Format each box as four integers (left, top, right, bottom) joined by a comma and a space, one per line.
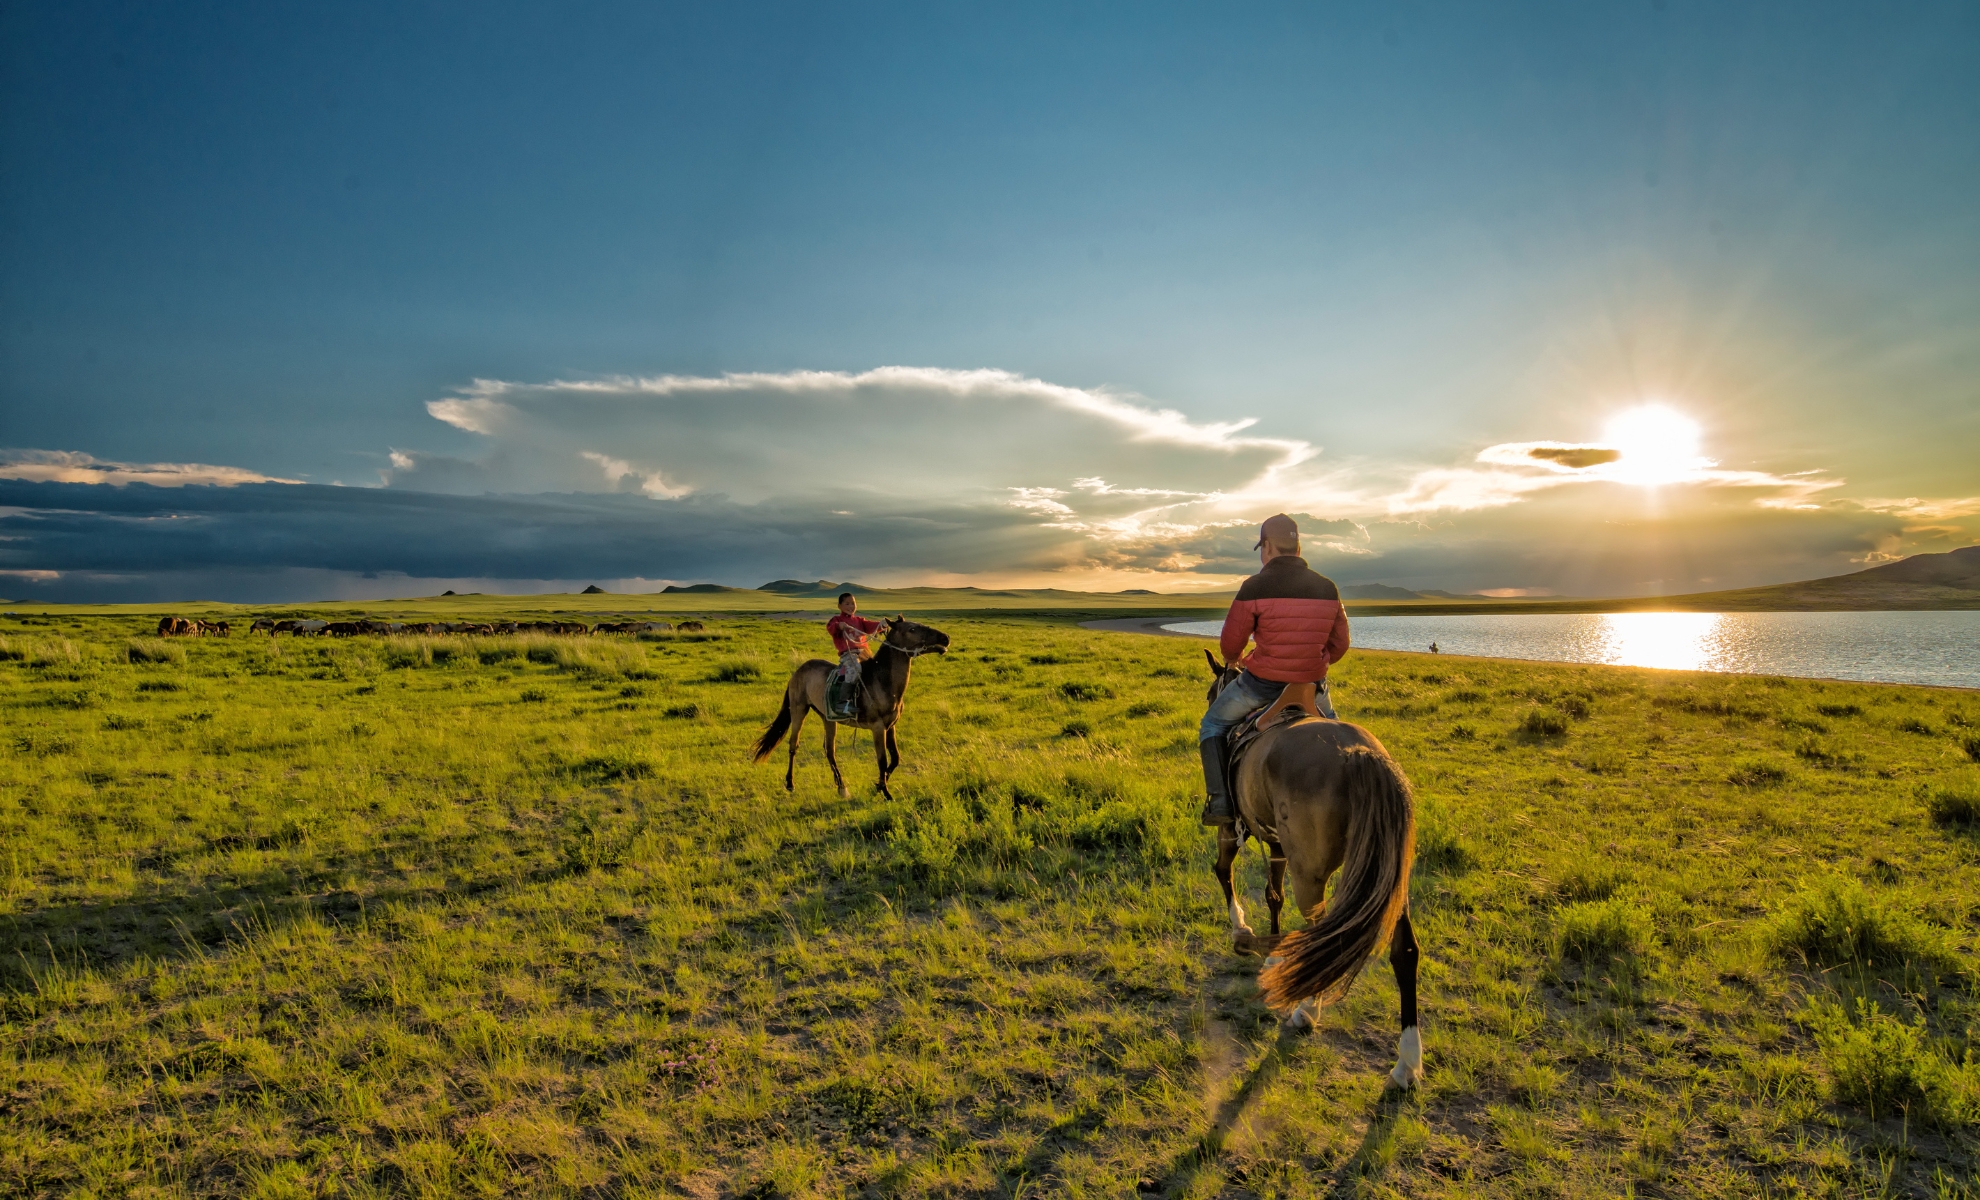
0, 450, 301, 488
3, 368, 1971, 602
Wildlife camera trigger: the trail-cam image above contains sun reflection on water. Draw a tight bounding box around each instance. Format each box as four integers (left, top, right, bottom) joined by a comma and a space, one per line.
1594, 612, 1723, 672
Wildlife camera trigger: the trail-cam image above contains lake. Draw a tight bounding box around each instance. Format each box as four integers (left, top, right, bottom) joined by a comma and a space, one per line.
1160, 610, 1980, 689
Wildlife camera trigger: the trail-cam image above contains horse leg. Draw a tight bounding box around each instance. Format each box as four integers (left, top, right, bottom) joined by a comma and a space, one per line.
885, 726, 901, 776
1265, 840, 1287, 936
1389, 908, 1423, 1089
821, 717, 849, 800
785, 699, 808, 792
872, 726, 893, 800
1215, 824, 1251, 938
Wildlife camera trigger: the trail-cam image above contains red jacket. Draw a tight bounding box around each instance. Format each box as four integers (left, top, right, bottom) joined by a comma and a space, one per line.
1219, 555, 1350, 683
827, 613, 885, 654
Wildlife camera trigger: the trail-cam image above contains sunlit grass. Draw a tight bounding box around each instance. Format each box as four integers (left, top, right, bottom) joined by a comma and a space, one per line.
0, 609, 1976, 1195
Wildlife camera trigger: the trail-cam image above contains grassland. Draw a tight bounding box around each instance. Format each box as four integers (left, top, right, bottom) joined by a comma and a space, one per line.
1, 608, 1978, 1198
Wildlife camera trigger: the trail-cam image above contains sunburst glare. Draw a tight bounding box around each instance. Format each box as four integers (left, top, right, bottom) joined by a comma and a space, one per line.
1603, 404, 1707, 486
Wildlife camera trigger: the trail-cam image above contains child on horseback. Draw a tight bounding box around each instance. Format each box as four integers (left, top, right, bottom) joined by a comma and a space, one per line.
826, 592, 885, 717
1200, 514, 1351, 827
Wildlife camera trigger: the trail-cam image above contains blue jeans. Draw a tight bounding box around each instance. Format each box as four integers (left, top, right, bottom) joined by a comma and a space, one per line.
1199, 670, 1336, 741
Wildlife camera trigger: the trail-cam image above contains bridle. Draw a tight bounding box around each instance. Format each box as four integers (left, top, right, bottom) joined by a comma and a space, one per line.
882, 621, 944, 658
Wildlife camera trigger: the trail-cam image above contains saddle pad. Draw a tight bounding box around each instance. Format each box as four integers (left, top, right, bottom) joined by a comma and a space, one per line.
826, 672, 855, 720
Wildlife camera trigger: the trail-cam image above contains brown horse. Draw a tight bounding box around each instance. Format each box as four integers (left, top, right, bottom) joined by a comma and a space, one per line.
751, 616, 950, 800
1204, 650, 1424, 1089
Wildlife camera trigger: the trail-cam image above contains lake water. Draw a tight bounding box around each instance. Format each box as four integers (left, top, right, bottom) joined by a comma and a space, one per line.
1160, 610, 1980, 689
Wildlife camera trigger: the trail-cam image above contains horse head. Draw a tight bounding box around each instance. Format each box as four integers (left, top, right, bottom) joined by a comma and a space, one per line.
884, 614, 950, 656
1204, 648, 1240, 702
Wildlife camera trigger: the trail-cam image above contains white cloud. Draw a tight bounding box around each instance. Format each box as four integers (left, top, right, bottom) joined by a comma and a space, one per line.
0, 450, 300, 488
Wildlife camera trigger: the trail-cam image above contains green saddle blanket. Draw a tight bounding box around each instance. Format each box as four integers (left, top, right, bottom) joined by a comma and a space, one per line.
826, 672, 858, 720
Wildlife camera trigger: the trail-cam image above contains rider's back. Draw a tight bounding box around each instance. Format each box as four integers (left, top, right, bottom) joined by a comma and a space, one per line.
1224, 555, 1349, 684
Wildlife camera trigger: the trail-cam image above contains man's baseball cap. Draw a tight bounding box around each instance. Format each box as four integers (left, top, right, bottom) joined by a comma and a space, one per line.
1254, 513, 1299, 550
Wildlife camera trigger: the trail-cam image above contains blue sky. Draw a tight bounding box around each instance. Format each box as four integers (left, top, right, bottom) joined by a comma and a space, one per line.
2, 1, 1976, 601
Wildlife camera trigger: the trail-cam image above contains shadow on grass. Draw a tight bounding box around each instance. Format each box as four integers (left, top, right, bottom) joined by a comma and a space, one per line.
1144, 1026, 1300, 1196
0, 817, 647, 986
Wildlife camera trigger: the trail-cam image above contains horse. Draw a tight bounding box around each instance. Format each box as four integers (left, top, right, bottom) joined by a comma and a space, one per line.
1203, 650, 1424, 1089
751, 616, 950, 800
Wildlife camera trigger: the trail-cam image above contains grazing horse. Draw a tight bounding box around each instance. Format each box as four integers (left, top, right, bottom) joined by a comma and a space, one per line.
751, 616, 950, 800
1204, 650, 1424, 1089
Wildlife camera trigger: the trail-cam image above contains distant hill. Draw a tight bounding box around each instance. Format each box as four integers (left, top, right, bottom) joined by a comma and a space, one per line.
660, 583, 753, 594
1340, 583, 1428, 600
1651, 545, 1980, 611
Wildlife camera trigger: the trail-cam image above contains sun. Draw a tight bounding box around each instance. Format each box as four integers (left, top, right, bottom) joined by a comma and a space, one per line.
1603, 404, 1705, 485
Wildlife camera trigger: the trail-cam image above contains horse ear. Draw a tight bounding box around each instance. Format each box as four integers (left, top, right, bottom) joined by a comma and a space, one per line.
1204, 649, 1224, 677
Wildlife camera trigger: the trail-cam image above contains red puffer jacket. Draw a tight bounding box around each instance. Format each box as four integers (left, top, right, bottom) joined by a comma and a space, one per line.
1218, 555, 1350, 683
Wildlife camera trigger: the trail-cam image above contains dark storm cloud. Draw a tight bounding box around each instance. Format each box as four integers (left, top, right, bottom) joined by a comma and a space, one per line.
0, 479, 1070, 602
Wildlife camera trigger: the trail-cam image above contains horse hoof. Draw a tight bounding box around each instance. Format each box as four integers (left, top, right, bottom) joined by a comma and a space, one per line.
837, 787, 851, 800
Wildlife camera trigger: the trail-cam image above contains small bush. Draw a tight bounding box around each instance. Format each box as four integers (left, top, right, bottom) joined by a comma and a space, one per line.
1060, 720, 1092, 739
710, 659, 762, 683
518, 689, 549, 703
48, 690, 100, 710
126, 639, 186, 665
1727, 757, 1789, 786
1923, 783, 1980, 830
1057, 681, 1113, 703
1557, 696, 1590, 720
663, 703, 703, 719
103, 715, 146, 731
1123, 701, 1167, 718
1816, 702, 1862, 718
569, 754, 652, 783
526, 646, 559, 664
1447, 723, 1476, 741
478, 646, 521, 665
1557, 897, 1656, 962
1964, 735, 1980, 763
1895, 716, 1937, 736
136, 680, 182, 693
1804, 999, 1980, 1125
1518, 709, 1569, 737
1768, 875, 1965, 979
1028, 653, 1070, 665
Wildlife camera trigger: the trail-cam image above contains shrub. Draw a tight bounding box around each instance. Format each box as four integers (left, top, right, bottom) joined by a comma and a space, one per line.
710, 659, 762, 682
1027, 653, 1070, 665
1727, 757, 1789, 786
518, 689, 549, 703
1805, 999, 1980, 1125
136, 680, 182, 693
1447, 724, 1476, 741
1816, 702, 1863, 718
1557, 897, 1656, 962
663, 703, 703, 719
1768, 876, 1965, 979
568, 754, 652, 783
526, 646, 559, 664
1518, 709, 1568, 737
1896, 716, 1937, 736
1057, 681, 1113, 702
478, 645, 521, 665
1557, 696, 1590, 720
1123, 701, 1167, 718
1923, 783, 1980, 830
0, 638, 21, 662
1059, 720, 1092, 739
1964, 735, 1980, 763
126, 639, 186, 665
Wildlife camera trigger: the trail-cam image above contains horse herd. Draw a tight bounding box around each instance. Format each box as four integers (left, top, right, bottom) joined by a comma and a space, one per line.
155, 616, 704, 638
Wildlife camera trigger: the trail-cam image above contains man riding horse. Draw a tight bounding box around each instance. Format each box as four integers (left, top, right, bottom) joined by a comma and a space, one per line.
1199, 513, 1350, 827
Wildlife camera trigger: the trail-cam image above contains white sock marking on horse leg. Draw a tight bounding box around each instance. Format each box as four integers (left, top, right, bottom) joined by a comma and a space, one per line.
1390, 1026, 1423, 1089
1284, 996, 1316, 1030
1228, 898, 1252, 937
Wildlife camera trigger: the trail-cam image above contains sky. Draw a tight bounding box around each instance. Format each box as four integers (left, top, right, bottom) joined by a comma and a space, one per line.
2, 0, 1976, 602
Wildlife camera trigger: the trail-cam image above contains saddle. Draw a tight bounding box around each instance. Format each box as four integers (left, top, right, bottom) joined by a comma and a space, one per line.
1226, 682, 1326, 793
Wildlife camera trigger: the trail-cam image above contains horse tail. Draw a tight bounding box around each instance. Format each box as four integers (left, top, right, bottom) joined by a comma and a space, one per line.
1259, 744, 1415, 1012
750, 689, 796, 763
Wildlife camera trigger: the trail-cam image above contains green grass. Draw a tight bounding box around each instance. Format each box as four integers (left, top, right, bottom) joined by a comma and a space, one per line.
1, 610, 1978, 1196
